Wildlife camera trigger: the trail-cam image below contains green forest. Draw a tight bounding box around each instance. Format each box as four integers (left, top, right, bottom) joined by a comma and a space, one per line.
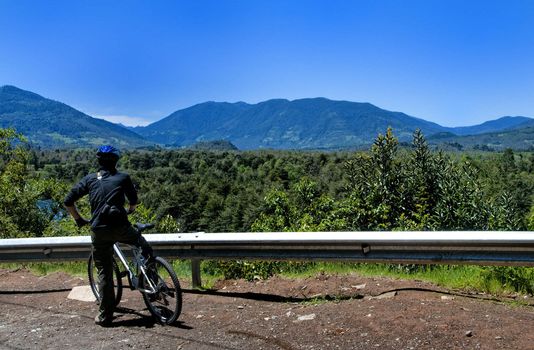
2, 127, 534, 293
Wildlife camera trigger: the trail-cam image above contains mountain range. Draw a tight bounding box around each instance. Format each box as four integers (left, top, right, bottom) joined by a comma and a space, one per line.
1, 85, 534, 151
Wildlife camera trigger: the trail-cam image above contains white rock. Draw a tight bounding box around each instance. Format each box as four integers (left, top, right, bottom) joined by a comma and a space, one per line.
369, 291, 397, 300
297, 314, 316, 321
67, 286, 96, 302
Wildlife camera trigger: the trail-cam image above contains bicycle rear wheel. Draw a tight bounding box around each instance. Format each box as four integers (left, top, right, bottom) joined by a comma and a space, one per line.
141, 257, 182, 325
87, 254, 123, 307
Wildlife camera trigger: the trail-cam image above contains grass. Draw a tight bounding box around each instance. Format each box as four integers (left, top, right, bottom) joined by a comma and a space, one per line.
0, 262, 88, 277
170, 259, 224, 289
348, 263, 485, 291
276, 261, 533, 296
2, 260, 532, 297
0, 259, 222, 289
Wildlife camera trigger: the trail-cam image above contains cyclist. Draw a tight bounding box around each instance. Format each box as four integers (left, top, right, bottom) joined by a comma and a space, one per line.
64, 145, 153, 327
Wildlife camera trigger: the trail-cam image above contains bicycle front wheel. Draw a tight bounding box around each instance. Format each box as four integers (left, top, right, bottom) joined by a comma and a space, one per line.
87, 254, 123, 307
141, 257, 182, 325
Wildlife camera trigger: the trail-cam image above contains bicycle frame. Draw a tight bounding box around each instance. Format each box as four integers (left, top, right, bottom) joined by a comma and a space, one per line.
88, 231, 183, 325
112, 243, 158, 294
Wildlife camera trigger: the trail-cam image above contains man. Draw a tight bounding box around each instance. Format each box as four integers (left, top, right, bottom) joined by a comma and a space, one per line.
64, 145, 152, 327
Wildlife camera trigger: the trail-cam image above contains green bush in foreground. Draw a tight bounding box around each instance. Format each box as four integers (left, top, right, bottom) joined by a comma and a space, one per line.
481, 266, 534, 295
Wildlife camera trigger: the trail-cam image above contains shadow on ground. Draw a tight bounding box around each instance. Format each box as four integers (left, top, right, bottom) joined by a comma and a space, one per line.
113, 306, 193, 329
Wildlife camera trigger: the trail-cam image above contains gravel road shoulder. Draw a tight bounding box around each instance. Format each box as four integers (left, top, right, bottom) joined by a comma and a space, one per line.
1, 268, 533, 349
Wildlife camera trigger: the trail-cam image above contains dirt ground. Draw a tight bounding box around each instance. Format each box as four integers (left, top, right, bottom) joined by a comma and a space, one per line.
1, 268, 534, 350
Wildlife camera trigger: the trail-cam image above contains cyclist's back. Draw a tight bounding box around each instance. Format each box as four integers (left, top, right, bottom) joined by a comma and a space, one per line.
66, 168, 136, 229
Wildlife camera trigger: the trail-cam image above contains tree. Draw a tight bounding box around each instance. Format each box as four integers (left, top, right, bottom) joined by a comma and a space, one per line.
343, 128, 404, 230
0, 128, 68, 238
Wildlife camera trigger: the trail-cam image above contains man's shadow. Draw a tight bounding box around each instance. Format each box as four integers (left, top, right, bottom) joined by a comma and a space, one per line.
111, 306, 192, 329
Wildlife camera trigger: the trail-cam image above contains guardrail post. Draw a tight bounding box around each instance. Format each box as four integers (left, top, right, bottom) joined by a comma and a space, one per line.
191, 258, 202, 288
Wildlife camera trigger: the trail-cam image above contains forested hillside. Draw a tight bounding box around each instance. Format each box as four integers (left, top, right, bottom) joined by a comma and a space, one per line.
0, 86, 151, 148
429, 126, 534, 151
134, 98, 450, 149
2, 126, 534, 291
10, 128, 533, 236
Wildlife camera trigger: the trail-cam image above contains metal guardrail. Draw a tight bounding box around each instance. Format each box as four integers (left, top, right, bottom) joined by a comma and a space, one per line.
2, 231, 534, 287
2, 231, 534, 264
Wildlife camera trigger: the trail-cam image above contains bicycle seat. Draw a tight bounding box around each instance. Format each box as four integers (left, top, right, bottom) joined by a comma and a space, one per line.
135, 223, 155, 233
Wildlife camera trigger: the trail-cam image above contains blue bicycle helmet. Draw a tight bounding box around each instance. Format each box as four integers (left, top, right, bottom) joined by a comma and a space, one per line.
96, 145, 121, 160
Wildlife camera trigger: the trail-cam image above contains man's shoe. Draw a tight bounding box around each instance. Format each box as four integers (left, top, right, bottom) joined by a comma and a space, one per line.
94, 314, 113, 327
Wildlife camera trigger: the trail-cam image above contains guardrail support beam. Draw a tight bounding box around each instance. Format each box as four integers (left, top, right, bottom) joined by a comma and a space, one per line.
191, 259, 202, 288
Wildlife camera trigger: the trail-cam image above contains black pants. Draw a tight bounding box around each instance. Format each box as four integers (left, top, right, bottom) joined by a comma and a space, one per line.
91, 224, 153, 318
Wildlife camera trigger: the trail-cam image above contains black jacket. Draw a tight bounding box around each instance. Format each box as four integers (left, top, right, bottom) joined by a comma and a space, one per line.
64, 168, 138, 229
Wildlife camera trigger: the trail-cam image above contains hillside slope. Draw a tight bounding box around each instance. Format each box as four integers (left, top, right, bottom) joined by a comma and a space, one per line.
136, 98, 449, 149
450, 116, 534, 135
0, 85, 151, 148
429, 125, 534, 151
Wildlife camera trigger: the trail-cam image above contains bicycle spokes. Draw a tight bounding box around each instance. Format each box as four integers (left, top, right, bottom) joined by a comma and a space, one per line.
141, 257, 182, 325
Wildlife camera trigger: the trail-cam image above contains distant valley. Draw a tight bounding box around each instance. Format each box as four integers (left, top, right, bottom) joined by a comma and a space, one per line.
1, 85, 534, 151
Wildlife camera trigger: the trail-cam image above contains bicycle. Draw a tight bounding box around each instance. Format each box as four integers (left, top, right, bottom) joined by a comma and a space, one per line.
87, 223, 182, 325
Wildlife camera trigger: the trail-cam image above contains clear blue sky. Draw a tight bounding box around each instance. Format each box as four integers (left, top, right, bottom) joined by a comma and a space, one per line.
1, 0, 533, 127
